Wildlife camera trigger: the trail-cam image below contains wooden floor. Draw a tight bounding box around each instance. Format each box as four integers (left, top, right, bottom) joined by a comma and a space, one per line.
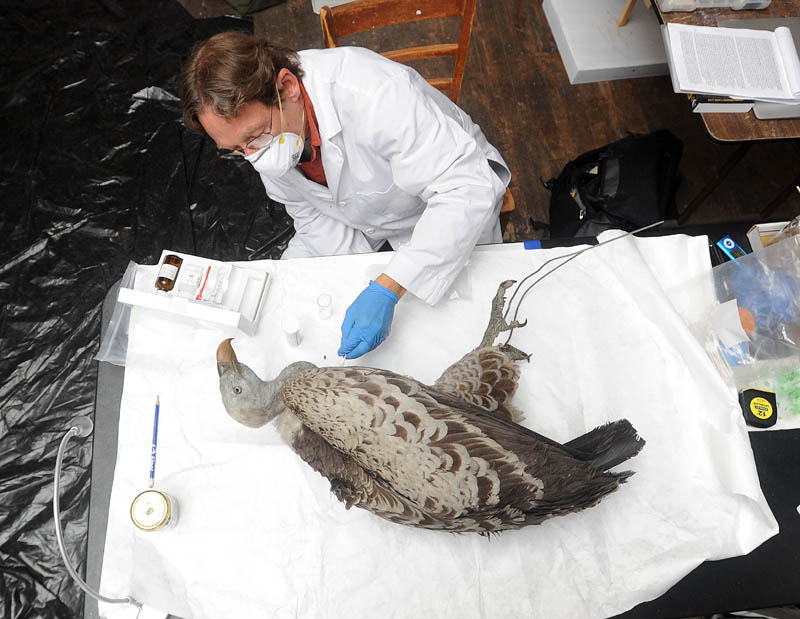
179, 0, 800, 242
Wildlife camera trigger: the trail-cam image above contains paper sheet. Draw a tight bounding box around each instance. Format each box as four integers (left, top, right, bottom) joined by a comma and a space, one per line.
99, 236, 778, 619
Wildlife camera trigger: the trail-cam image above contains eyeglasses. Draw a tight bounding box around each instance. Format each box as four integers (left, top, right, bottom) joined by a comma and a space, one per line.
216, 84, 297, 158
217, 107, 278, 158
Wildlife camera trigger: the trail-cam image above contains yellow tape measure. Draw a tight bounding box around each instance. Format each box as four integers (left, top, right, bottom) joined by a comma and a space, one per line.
738, 389, 777, 428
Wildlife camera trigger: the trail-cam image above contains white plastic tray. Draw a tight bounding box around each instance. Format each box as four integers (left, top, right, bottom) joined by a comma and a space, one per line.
117, 250, 271, 335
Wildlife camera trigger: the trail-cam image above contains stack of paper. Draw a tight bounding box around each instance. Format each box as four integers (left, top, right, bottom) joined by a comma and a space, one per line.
663, 23, 800, 113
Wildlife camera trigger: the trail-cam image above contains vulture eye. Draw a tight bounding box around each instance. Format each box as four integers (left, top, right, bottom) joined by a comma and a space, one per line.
233, 386, 242, 395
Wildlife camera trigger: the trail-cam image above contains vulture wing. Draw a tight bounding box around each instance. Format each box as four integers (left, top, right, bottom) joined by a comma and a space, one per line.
281, 365, 639, 532
433, 346, 523, 421
288, 421, 474, 531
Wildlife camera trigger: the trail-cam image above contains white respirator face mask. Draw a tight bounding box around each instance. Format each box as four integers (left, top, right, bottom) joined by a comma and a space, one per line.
245, 84, 305, 179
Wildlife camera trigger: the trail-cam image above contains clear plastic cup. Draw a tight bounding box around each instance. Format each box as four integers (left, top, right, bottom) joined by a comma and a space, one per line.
317, 294, 332, 320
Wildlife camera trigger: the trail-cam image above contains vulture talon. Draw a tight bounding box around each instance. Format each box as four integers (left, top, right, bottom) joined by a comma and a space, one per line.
498, 344, 531, 362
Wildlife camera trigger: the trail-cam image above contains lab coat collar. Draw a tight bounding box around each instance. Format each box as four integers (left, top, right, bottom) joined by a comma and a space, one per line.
298, 51, 342, 142
298, 51, 344, 201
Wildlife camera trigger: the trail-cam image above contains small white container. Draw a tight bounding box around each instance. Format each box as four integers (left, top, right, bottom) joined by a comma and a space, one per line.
282, 316, 301, 347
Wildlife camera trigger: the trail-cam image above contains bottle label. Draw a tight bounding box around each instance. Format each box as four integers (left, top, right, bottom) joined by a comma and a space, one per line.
158, 264, 179, 281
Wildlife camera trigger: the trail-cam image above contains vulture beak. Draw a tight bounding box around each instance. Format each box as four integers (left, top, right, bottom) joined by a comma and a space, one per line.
217, 338, 243, 377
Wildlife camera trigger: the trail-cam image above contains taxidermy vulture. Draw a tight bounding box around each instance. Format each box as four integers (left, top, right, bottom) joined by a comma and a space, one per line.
217, 281, 644, 533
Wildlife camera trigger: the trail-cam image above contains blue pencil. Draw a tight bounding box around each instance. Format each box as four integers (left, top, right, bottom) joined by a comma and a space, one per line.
148, 395, 160, 488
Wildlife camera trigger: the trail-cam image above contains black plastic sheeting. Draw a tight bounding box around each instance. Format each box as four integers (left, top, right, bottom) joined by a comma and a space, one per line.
0, 2, 293, 617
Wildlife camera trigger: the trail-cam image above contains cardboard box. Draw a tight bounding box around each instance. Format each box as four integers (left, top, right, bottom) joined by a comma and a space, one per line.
747, 221, 790, 252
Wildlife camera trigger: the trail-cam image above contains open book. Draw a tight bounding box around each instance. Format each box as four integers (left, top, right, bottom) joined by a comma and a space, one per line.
662, 22, 800, 104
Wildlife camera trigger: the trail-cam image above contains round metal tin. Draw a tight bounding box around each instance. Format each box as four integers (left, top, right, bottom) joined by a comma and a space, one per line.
130, 489, 177, 531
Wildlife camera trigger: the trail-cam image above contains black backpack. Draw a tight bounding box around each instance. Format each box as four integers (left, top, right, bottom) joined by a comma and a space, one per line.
545, 130, 683, 238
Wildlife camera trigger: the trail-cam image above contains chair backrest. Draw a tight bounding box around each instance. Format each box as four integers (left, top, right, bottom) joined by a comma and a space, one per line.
319, 0, 477, 104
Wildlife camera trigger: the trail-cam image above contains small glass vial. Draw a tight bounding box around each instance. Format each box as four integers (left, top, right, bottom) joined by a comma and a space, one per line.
155, 254, 183, 292
174, 264, 204, 299
130, 489, 178, 531
316, 294, 332, 320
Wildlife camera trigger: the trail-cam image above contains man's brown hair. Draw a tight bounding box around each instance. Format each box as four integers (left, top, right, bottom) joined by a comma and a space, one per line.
180, 31, 303, 133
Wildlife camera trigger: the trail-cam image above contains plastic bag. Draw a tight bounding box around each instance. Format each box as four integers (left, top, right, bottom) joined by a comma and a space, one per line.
675, 235, 800, 418
0, 2, 291, 617
96, 262, 138, 367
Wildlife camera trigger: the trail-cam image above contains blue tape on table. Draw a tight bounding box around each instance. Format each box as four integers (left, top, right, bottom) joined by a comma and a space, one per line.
523, 240, 542, 250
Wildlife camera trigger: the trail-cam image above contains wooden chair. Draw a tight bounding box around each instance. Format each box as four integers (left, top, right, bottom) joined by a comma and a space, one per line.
320, 0, 476, 104
319, 0, 515, 233
499, 187, 515, 234
617, 0, 652, 27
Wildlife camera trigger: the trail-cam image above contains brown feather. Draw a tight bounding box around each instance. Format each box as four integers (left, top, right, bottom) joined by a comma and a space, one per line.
434, 347, 523, 422
281, 364, 626, 532
285, 361, 643, 531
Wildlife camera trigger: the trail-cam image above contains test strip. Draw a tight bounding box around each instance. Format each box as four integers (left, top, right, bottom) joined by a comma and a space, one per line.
196, 266, 211, 301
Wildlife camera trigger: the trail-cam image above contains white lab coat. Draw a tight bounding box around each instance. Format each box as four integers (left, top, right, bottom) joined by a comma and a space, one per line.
258, 47, 510, 305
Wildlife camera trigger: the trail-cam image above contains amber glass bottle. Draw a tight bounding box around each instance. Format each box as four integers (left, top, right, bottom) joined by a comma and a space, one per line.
155, 254, 183, 292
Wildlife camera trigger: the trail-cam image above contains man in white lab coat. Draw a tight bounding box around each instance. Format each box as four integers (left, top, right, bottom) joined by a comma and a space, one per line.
181, 32, 510, 359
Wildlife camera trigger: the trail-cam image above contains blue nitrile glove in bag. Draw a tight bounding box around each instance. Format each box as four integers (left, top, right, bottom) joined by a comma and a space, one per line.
729, 262, 798, 332
338, 280, 399, 359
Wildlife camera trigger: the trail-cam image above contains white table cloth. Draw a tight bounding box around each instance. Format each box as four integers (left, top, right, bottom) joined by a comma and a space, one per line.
99, 235, 778, 619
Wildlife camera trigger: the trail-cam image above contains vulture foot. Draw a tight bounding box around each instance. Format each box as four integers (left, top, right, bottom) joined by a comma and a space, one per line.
498, 343, 531, 362
478, 280, 528, 352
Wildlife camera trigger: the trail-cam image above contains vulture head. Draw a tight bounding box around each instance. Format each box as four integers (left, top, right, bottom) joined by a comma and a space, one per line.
216, 338, 274, 428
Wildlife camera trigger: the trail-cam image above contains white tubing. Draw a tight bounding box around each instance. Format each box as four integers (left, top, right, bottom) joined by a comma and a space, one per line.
53, 424, 139, 608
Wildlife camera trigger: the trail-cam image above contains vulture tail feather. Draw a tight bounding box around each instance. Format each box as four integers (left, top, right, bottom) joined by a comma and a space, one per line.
565, 419, 645, 472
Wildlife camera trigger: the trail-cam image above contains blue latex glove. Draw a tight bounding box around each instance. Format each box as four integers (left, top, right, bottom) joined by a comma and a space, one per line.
730, 262, 798, 331
338, 280, 399, 359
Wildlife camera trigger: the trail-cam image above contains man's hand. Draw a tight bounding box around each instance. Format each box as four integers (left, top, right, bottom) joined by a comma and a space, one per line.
338, 276, 405, 359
